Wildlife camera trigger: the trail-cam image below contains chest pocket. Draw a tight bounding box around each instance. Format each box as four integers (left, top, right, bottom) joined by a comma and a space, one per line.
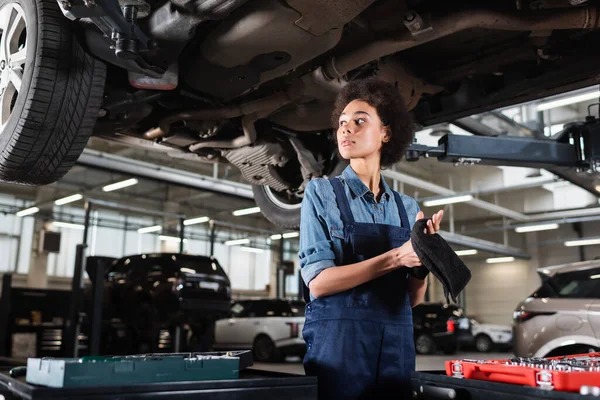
350, 223, 410, 260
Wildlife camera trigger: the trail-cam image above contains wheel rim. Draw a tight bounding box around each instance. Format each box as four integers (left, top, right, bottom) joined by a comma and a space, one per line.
416, 336, 432, 354
476, 337, 490, 352
263, 186, 302, 211
0, 2, 26, 132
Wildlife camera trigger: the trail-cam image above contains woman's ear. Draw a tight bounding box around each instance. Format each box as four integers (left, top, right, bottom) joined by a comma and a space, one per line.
382, 126, 391, 144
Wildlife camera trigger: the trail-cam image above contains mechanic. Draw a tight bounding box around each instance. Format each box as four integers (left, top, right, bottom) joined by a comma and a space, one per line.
299, 78, 444, 399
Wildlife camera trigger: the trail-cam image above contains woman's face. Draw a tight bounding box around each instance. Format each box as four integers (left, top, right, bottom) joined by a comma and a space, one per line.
337, 100, 390, 162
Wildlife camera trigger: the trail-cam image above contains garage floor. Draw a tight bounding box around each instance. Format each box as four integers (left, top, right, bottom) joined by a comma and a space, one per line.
253, 352, 513, 375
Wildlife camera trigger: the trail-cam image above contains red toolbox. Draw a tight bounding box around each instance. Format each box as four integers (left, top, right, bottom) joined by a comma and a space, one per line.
446, 352, 600, 394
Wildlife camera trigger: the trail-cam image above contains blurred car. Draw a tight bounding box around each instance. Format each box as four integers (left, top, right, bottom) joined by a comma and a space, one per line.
456, 316, 512, 352
412, 302, 462, 355
513, 260, 600, 358
213, 299, 305, 362
83, 253, 231, 355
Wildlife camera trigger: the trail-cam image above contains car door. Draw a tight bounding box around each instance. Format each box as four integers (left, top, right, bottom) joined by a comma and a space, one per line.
215, 301, 249, 346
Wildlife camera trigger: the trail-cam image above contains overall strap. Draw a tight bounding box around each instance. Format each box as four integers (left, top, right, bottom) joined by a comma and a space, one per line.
393, 191, 411, 229
329, 177, 355, 224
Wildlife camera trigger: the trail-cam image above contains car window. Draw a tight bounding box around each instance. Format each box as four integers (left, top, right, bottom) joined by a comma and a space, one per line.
230, 302, 249, 318
175, 256, 228, 278
545, 268, 600, 299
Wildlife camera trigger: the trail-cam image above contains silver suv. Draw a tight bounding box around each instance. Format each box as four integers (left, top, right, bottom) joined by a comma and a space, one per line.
513, 260, 600, 358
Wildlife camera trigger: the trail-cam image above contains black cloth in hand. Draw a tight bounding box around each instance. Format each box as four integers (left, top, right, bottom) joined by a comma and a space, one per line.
409, 218, 472, 304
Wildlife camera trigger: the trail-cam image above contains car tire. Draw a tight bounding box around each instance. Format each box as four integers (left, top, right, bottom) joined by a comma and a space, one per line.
0, 0, 106, 184
475, 334, 494, 353
251, 157, 347, 229
253, 334, 282, 362
415, 334, 436, 355
252, 184, 302, 229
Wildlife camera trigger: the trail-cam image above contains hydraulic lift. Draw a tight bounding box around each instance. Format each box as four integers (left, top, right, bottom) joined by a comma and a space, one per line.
406, 114, 600, 197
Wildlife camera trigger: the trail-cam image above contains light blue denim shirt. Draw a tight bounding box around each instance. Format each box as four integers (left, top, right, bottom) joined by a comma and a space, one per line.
298, 165, 420, 287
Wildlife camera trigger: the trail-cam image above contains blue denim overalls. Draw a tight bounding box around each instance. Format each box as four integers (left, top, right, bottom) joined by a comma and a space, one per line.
302, 177, 415, 400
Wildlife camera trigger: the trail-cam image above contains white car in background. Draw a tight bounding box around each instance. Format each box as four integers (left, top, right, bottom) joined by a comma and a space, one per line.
457, 317, 513, 353
213, 299, 306, 362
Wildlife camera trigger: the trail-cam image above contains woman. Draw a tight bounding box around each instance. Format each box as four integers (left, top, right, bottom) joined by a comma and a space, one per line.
298, 78, 444, 399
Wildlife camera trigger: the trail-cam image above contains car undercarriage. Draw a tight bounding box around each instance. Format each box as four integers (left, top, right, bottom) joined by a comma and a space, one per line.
2, 0, 600, 227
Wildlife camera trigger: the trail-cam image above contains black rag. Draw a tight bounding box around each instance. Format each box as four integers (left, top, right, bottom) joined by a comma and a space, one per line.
409, 218, 472, 304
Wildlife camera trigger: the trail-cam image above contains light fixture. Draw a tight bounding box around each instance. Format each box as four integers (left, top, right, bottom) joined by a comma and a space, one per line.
564, 238, 600, 247
102, 178, 138, 192
455, 249, 478, 256
590, 274, 600, 280
225, 238, 250, 246
283, 232, 299, 239
52, 221, 85, 230
240, 246, 265, 254
16, 207, 39, 217
137, 225, 162, 234
183, 216, 210, 226
54, 194, 83, 206
596, 184, 600, 193
232, 206, 261, 216
486, 256, 515, 264
536, 91, 599, 112
515, 223, 559, 233
159, 235, 187, 243
423, 194, 473, 207
270, 234, 282, 240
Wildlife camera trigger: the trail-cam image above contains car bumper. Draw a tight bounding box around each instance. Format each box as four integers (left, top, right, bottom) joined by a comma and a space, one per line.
180, 298, 231, 314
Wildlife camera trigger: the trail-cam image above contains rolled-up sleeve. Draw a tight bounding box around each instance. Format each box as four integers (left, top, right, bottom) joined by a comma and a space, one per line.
298, 179, 336, 286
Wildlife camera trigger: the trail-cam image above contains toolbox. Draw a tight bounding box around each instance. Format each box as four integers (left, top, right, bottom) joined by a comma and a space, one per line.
445, 352, 600, 395
25, 351, 253, 388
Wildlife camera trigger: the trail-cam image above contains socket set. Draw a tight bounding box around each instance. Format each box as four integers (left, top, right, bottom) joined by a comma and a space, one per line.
446, 352, 600, 394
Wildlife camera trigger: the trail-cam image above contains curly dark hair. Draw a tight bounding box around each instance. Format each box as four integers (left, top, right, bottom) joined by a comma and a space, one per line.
331, 78, 414, 168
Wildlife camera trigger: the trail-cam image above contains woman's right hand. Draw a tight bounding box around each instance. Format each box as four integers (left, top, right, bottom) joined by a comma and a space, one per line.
387, 240, 422, 269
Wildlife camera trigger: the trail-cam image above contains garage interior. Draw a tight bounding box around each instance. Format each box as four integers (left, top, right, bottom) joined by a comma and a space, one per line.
0, 0, 600, 397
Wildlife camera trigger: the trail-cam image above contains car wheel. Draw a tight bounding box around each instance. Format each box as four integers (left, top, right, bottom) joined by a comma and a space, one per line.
0, 0, 105, 184
252, 184, 302, 229
415, 334, 436, 355
253, 334, 282, 362
475, 334, 494, 353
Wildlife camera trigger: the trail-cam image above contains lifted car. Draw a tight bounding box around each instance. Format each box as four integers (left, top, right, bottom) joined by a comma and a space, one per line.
2, 0, 600, 227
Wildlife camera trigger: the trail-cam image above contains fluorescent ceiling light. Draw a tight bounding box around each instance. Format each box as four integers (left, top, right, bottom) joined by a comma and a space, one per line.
596, 185, 600, 193
283, 232, 299, 239
515, 223, 559, 233
486, 257, 515, 264
102, 178, 138, 192
232, 206, 261, 216
564, 238, 600, 247
423, 194, 473, 207
270, 234, 282, 240
137, 225, 162, 234
159, 235, 187, 243
536, 91, 599, 111
225, 238, 250, 246
16, 207, 39, 217
240, 246, 264, 254
455, 249, 478, 256
590, 274, 600, 280
53, 221, 85, 230
54, 194, 83, 206
183, 216, 210, 226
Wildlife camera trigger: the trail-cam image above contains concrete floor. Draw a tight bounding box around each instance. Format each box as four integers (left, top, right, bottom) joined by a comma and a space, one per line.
253, 352, 513, 375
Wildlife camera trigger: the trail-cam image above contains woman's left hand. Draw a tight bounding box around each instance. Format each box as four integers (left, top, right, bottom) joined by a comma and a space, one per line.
416, 210, 444, 234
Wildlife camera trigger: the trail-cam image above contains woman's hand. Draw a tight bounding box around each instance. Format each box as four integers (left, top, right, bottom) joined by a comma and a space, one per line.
387, 240, 422, 269
416, 210, 444, 234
